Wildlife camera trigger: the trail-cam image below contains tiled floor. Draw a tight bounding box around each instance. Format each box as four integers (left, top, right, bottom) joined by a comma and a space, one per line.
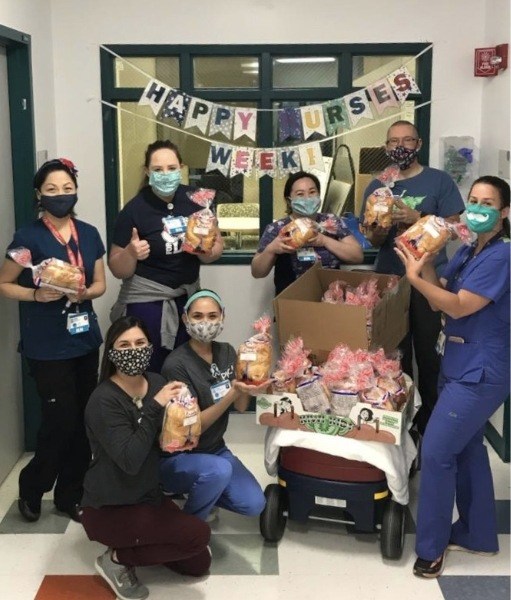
0, 414, 509, 600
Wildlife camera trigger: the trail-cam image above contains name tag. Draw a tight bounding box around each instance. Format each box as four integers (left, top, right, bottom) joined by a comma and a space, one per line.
162, 216, 187, 234
67, 312, 90, 335
297, 247, 316, 262
211, 380, 231, 403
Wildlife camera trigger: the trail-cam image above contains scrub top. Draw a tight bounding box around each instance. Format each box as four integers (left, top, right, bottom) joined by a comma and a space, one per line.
441, 236, 510, 386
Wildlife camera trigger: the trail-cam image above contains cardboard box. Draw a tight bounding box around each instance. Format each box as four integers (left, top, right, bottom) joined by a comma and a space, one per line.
256, 386, 414, 446
273, 263, 410, 363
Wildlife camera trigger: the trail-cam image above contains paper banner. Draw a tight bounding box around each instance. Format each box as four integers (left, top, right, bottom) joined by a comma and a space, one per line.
277, 147, 301, 177
367, 78, 399, 115
278, 108, 303, 143
300, 104, 327, 140
343, 91, 374, 127
256, 149, 277, 178
138, 79, 171, 116
233, 108, 257, 141
299, 143, 324, 172
323, 99, 350, 135
387, 66, 421, 103
230, 147, 254, 177
209, 105, 234, 139
160, 90, 191, 124
183, 97, 213, 133
206, 143, 232, 176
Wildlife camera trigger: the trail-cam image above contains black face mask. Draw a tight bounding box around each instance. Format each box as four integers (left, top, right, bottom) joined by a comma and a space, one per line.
39, 194, 78, 218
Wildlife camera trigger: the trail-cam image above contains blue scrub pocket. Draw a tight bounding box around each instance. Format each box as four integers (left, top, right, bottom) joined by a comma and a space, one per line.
442, 341, 484, 383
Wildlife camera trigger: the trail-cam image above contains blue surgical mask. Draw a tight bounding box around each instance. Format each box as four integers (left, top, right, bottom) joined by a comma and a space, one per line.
149, 170, 181, 197
465, 204, 501, 233
39, 194, 78, 218
290, 196, 321, 217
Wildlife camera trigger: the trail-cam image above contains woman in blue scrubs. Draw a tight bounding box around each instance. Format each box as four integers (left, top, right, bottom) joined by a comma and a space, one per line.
395, 175, 510, 578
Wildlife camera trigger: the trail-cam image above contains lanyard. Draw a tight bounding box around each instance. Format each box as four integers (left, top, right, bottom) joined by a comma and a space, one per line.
42, 217, 83, 268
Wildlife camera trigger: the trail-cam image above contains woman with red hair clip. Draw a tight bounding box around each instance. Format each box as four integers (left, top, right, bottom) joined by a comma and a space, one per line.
0, 158, 106, 523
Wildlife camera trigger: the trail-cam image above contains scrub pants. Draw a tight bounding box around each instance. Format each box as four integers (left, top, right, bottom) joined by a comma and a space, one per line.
400, 287, 441, 435
81, 497, 211, 575
20, 350, 99, 511
415, 376, 506, 560
159, 446, 266, 521
126, 296, 189, 373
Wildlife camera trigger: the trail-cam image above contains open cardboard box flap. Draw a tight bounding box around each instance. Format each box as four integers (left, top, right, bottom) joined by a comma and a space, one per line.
273, 263, 410, 363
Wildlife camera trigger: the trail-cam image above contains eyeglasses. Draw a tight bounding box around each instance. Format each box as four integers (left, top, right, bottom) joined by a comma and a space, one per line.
386, 137, 419, 148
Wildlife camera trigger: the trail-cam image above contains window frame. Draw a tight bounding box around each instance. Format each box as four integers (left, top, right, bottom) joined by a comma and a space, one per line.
100, 43, 432, 264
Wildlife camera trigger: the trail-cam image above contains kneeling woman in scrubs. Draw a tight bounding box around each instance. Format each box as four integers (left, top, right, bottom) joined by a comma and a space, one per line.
396, 175, 510, 578
160, 289, 267, 521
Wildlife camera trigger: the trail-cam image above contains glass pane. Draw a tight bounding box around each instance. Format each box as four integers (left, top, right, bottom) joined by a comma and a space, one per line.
193, 56, 259, 89
116, 102, 260, 252
352, 55, 415, 88
115, 57, 179, 88
273, 56, 338, 88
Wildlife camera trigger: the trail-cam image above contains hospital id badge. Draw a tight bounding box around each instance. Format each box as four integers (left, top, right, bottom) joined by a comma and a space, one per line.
162, 215, 187, 234
67, 312, 90, 335
436, 330, 446, 356
296, 247, 316, 262
211, 380, 231, 403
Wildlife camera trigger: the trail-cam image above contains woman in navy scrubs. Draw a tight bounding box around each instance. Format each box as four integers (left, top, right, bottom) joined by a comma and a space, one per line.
0, 158, 106, 522
396, 175, 510, 578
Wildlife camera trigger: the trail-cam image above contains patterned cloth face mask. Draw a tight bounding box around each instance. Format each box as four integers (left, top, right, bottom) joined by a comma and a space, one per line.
149, 170, 182, 197
185, 320, 224, 343
386, 146, 419, 170
108, 345, 153, 376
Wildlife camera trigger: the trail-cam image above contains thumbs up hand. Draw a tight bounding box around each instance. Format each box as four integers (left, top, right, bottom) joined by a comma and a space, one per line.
127, 227, 150, 261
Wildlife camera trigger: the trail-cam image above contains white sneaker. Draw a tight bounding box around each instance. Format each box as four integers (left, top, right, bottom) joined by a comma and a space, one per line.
95, 549, 149, 600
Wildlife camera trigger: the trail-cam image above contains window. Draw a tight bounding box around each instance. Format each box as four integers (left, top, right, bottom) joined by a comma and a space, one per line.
101, 44, 431, 262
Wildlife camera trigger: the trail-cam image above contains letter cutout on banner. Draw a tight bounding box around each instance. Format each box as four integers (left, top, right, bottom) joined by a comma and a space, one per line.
277, 148, 301, 176
233, 109, 257, 141
387, 66, 421, 103
299, 143, 324, 172
206, 144, 233, 176
278, 107, 303, 143
343, 91, 374, 127
323, 99, 350, 135
161, 90, 191, 124
300, 104, 327, 140
367, 78, 399, 115
139, 79, 171, 116
209, 106, 234, 139
230, 147, 254, 177
184, 98, 213, 134
256, 149, 277, 178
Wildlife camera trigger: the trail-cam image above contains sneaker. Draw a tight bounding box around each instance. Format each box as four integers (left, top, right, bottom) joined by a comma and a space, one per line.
95, 550, 149, 600
447, 543, 498, 556
413, 552, 445, 579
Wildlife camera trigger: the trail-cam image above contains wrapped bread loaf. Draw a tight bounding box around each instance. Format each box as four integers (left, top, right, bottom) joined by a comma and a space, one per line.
182, 188, 218, 254
8, 247, 85, 294
279, 217, 317, 249
397, 215, 452, 260
236, 315, 272, 384
160, 384, 201, 453
363, 187, 395, 229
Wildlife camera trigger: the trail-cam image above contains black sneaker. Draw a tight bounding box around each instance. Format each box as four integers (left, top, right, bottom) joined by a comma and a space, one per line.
18, 498, 41, 522
413, 552, 445, 578
55, 503, 82, 523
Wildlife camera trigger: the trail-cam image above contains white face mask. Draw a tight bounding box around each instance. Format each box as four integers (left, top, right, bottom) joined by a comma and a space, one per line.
185, 319, 224, 343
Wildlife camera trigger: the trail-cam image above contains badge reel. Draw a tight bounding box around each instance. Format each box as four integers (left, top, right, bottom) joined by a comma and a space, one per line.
67, 310, 90, 335
210, 379, 231, 403
296, 247, 317, 262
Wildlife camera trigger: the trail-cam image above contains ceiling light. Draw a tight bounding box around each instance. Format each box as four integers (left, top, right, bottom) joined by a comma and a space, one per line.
275, 57, 336, 64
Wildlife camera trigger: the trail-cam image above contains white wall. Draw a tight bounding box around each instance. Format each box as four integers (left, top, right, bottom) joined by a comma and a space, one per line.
43, 0, 507, 344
